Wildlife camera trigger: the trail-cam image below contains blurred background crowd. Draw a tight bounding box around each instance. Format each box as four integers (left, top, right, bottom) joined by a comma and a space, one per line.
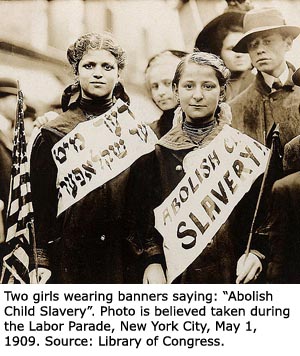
2, 0, 300, 284
1, 0, 300, 127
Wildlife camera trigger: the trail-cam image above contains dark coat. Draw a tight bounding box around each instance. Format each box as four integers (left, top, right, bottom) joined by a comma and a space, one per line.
267, 172, 300, 283
133, 115, 266, 284
282, 135, 300, 174
226, 70, 255, 102
149, 108, 176, 139
30, 104, 143, 284
230, 63, 300, 148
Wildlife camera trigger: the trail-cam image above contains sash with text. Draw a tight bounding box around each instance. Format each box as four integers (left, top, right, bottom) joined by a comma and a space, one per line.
154, 125, 269, 283
52, 100, 157, 215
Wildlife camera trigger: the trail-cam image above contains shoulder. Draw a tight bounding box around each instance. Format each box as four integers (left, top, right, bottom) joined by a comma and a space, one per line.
31, 110, 77, 160
273, 172, 300, 194
229, 82, 257, 107
149, 119, 159, 134
157, 124, 190, 150
43, 106, 85, 136
283, 135, 300, 173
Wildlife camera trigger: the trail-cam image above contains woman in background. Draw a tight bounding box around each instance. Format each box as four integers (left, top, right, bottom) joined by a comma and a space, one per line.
145, 50, 187, 138
195, 11, 254, 101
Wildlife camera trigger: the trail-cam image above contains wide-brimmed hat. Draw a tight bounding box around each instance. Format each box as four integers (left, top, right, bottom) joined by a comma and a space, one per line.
195, 11, 245, 56
233, 7, 300, 53
0, 77, 18, 96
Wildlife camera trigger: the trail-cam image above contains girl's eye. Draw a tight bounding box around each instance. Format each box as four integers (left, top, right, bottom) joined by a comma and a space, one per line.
203, 83, 216, 90
151, 83, 158, 90
104, 64, 114, 71
83, 63, 93, 69
164, 80, 172, 87
184, 83, 193, 89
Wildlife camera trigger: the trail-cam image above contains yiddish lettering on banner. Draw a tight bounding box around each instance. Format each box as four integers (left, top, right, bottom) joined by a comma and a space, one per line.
154, 125, 269, 283
52, 100, 157, 215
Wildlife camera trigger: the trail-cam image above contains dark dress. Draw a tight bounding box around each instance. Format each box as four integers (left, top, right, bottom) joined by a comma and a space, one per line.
30, 100, 143, 283
128, 113, 267, 284
149, 108, 176, 139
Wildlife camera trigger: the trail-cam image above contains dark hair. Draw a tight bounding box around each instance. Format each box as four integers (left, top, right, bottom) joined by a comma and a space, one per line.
214, 24, 243, 56
62, 33, 129, 111
172, 51, 231, 103
67, 32, 126, 75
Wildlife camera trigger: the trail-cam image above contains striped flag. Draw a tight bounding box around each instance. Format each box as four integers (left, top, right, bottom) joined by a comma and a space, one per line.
0, 86, 36, 284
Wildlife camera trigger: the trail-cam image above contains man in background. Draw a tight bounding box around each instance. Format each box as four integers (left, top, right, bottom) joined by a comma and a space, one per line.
230, 7, 300, 149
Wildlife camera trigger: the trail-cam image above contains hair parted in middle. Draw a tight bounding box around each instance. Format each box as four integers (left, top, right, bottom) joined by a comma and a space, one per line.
67, 32, 126, 75
172, 51, 231, 103
144, 49, 188, 90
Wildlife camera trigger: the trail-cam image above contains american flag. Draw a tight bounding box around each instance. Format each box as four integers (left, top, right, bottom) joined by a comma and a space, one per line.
0, 86, 36, 284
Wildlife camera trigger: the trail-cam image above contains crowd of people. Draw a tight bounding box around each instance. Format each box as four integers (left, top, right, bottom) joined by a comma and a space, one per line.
1, 0, 300, 284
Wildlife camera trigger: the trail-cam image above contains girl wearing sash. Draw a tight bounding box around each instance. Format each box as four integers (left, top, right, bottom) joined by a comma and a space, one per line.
141, 51, 266, 284
30, 33, 149, 283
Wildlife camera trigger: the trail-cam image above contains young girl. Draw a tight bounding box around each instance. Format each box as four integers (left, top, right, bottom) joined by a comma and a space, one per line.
30, 33, 155, 283
141, 51, 265, 284
145, 50, 187, 138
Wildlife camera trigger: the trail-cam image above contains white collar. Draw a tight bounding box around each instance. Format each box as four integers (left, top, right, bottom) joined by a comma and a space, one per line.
261, 64, 289, 88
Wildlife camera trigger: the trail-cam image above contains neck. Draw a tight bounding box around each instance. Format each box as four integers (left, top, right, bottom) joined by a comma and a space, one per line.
230, 71, 243, 80
267, 61, 286, 78
79, 96, 114, 118
185, 115, 215, 128
183, 118, 216, 144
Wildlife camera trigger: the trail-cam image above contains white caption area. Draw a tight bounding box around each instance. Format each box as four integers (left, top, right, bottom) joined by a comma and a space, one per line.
0, 284, 299, 356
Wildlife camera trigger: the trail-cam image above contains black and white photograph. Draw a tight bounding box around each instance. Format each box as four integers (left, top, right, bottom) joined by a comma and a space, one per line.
0, 0, 299, 355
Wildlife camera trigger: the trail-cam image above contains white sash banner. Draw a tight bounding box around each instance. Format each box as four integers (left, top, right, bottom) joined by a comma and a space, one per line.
154, 125, 270, 283
52, 100, 157, 216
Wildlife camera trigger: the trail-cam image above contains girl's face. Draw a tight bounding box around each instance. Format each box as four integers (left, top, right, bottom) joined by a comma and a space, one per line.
78, 49, 119, 100
221, 31, 252, 72
175, 63, 221, 124
148, 63, 178, 111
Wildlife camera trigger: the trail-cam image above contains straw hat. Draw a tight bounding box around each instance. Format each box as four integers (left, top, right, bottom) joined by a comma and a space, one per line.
233, 7, 300, 53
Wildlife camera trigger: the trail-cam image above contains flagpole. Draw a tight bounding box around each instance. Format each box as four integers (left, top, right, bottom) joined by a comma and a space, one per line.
16, 81, 38, 283
245, 124, 280, 257
1, 81, 35, 284
0, 200, 4, 244
28, 219, 39, 283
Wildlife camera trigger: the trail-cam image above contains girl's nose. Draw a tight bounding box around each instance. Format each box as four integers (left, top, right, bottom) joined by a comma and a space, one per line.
193, 87, 203, 100
157, 85, 166, 97
93, 65, 103, 78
